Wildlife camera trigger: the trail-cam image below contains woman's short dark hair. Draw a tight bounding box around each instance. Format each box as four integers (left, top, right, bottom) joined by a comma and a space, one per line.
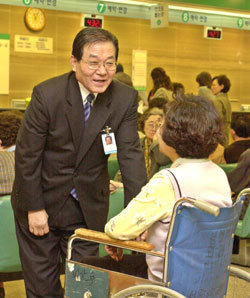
148, 97, 168, 110
231, 115, 250, 138
196, 72, 212, 88
172, 82, 185, 99
72, 28, 119, 61
0, 111, 23, 147
212, 75, 231, 93
161, 94, 223, 158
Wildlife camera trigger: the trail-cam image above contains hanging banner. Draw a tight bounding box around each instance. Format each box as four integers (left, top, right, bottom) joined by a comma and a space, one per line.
0, 34, 10, 94
132, 50, 147, 91
151, 3, 168, 29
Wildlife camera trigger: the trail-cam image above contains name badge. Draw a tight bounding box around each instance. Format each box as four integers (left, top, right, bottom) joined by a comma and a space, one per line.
101, 126, 117, 155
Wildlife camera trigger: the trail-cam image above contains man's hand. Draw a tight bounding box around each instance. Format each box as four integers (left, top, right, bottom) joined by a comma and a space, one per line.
105, 245, 123, 262
28, 209, 49, 236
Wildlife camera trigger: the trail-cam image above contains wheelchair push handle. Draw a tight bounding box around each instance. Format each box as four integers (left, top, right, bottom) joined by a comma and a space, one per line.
192, 199, 220, 216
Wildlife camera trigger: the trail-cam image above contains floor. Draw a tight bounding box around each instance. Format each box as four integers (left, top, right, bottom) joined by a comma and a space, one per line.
3, 264, 250, 297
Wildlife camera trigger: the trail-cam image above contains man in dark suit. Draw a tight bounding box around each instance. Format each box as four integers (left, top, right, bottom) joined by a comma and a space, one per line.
11, 28, 147, 297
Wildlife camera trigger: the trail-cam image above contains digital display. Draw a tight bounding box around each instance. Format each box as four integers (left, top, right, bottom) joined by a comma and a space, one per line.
206, 29, 222, 39
84, 17, 103, 28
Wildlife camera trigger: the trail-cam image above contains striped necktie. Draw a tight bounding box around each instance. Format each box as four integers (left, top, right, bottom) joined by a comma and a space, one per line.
84, 93, 95, 122
71, 93, 95, 200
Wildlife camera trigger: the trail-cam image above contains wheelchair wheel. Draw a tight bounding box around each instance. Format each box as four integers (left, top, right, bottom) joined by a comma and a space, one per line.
112, 284, 186, 298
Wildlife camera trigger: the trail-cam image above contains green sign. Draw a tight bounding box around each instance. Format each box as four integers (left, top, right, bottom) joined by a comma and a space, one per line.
169, 9, 250, 31
237, 18, 244, 28
1, 0, 250, 31
135, 86, 146, 91
0, 34, 10, 39
97, 2, 106, 14
22, 0, 32, 5
182, 11, 189, 22
171, 0, 250, 11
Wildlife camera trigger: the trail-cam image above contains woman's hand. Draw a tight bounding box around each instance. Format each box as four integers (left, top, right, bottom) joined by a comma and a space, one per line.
105, 245, 123, 261
136, 230, 148, 242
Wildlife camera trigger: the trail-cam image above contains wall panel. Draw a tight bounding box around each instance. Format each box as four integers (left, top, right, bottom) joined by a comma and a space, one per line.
0, 4, 249, 108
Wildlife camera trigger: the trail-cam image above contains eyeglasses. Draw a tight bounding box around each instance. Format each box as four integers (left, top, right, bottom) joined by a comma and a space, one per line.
82, 60, 117, 71
146, 122, 162, 130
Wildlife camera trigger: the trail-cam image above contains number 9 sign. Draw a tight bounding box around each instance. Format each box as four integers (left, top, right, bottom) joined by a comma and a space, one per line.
237, 18, 244, 28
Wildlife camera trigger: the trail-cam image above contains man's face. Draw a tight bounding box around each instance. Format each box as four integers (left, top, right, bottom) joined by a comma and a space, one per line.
70, 41, 116, 93
106, 136, 112, 145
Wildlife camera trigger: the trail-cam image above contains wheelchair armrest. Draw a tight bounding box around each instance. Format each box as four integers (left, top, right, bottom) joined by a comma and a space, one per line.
74, 228, 154, 251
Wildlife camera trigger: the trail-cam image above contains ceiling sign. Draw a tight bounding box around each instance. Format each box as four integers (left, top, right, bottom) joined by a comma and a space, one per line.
1, 0, 250, 30
151, 4, 168, 29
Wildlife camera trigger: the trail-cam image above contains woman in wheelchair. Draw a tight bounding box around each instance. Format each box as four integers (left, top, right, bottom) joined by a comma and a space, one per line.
104, 94, 232, 282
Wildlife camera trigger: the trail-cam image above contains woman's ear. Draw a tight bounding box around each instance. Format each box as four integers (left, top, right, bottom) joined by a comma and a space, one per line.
231, 128, 236, 140
0, 139, 4, 150
156, 129, 179, 162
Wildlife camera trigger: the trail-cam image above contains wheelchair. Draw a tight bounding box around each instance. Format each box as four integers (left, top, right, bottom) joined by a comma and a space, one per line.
64, 188, 250, 298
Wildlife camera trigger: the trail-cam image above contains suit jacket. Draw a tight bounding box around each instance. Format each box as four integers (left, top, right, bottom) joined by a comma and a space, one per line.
227, 149, 250, 193
227, 149, 250, 219
11, 71, 147, 231
224, 139, 250, 163
0, 151, 15, 195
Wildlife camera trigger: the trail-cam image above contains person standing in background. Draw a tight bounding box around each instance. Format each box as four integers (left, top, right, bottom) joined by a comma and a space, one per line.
11, 28, 147, 297
211, 75, 232, 147
196, 71, 215, 101
147, 67, 173, 102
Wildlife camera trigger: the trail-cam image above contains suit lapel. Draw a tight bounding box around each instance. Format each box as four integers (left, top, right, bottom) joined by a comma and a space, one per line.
65, 73, 85, 152
75, 88, 112, 168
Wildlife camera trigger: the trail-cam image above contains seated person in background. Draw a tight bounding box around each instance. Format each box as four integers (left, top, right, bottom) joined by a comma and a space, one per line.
0, 110, 23, 297
0, 111, 23, 195
227, 148, 250, 254
114, 108, 171, 183
227, 149, 250, 220
148, 97, 168, 110
116, 63, 124, 73
224, 115, 250, 163
113, 71, 145, 114
139, 108, 172, 179
172, 82, 185, 100
105, 95, 232, 282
